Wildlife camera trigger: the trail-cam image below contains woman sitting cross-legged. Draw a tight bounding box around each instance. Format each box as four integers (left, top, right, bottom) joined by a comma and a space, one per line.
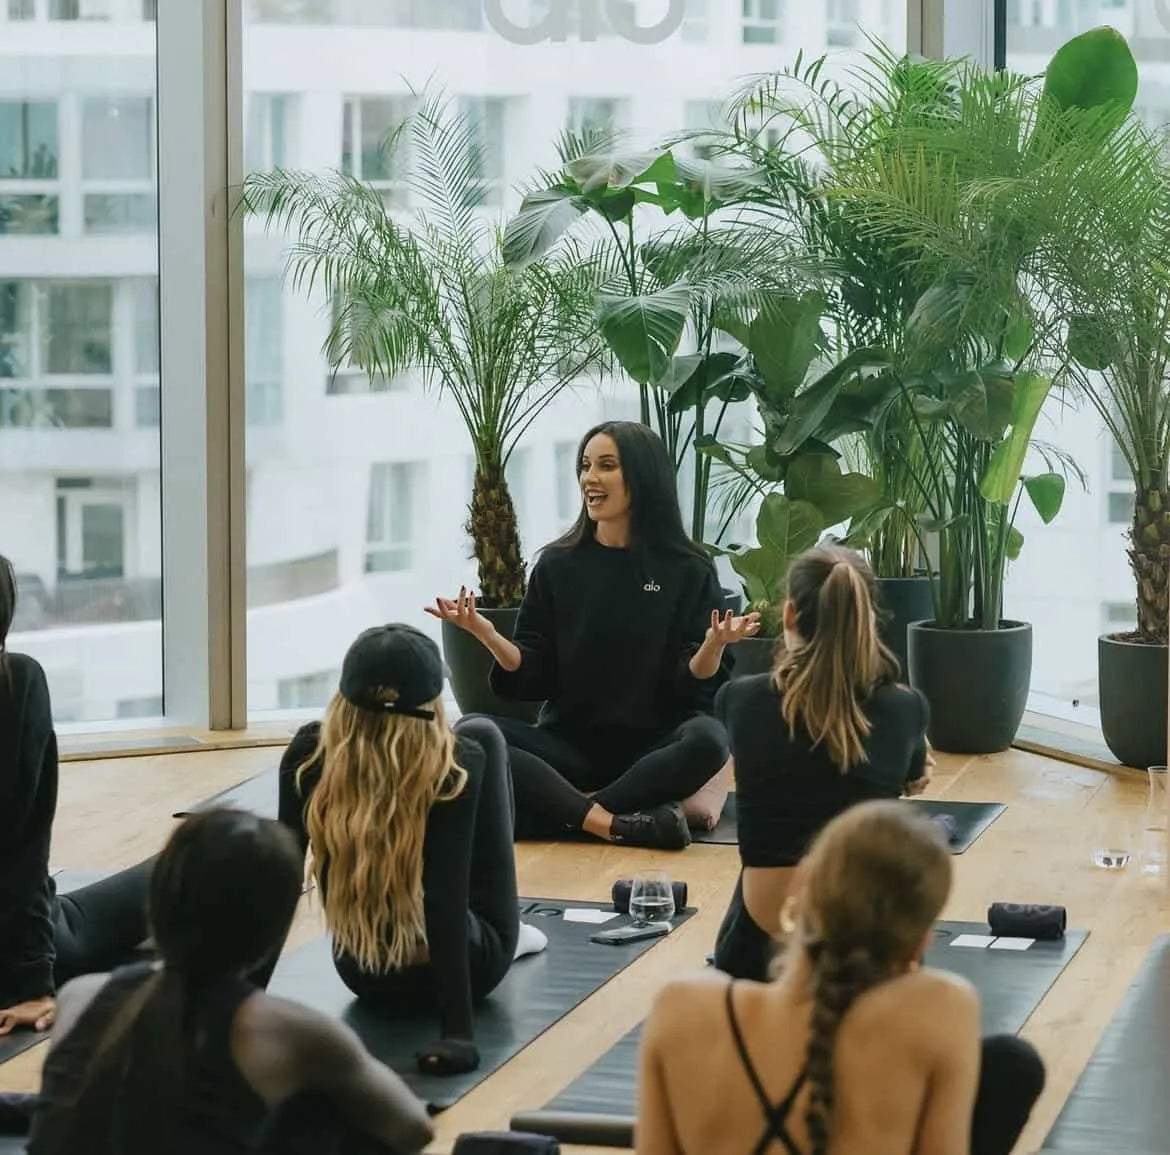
26, 807, 434, 1155
0, 553, 154, 1043
429, 420, 759, 851
713, 544, 934, 982
279, 623, 543, 1079
637, 801, 1045, 1155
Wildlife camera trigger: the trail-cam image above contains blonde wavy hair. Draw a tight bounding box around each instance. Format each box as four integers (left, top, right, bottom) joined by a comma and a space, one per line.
773, 544, 900, 771
296, 692, 467, 972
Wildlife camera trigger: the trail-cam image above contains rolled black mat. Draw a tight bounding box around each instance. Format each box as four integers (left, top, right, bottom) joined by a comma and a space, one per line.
518, 919, 1087, 1144
267, 897, 695, 1113
693, 793, 1005, 855
0, 872, 119, 1068
988, 902, 1066, 940
173, 767, 279, 820
1041, 935, 1170, 1153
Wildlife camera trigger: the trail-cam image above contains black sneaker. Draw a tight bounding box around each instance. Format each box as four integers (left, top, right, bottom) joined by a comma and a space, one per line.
611, 803, 691, 850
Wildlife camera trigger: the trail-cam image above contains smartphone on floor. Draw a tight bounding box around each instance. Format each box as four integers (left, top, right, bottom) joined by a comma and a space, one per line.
590, 921, 672, 945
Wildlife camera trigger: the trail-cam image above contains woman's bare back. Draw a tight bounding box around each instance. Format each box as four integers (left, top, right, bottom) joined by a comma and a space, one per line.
637, 965, 980, 1155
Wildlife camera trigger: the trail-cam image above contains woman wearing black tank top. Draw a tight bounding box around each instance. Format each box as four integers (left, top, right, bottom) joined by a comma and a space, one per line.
0, 554, 153, 1043
638, 802, 1044, 1155
26, 807, 432, 1155
711, 545, 934, 982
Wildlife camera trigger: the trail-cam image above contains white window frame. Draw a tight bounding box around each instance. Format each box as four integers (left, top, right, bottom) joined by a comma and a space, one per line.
566, 96, 626, 136
0, 98, 61, 237
79, 93, 158, 236
341, 95, 415, 208
457, 96, 508, 209
742, 0, 785, 45
826, 0, 860, 46
245, 92, 297, 173
365, 460, 423, 573
55, 476, 135, 580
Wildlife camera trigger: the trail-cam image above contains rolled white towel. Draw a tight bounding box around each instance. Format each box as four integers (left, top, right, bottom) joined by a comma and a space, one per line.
513, 921, 549, 960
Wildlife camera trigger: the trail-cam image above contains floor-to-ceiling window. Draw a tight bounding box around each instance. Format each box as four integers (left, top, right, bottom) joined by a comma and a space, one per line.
240, 0, 907, 716
0, 1, 161, 723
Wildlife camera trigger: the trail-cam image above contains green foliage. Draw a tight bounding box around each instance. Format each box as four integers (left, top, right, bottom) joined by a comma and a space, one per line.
238, 93, 608, 606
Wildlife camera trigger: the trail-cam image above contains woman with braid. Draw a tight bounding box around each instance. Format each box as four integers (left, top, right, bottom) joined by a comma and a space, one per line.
636, 802, 1045, 1155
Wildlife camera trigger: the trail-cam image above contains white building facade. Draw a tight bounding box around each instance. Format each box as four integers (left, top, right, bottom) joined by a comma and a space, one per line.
0, 0, 1160, 728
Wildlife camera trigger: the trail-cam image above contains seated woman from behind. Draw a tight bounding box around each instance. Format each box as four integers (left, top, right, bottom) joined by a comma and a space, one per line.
713, 545, 933, 981
28, 807, 433, 1155
638, 801, 1045, 1155
279, 623, 540, 1078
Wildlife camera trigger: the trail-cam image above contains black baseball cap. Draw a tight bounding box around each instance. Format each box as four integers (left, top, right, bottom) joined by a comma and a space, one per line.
338, 624, 446, 720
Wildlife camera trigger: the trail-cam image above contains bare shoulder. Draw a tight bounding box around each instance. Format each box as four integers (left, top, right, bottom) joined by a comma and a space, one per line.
845, 967, 978, 1045
645, 968, 732, 1048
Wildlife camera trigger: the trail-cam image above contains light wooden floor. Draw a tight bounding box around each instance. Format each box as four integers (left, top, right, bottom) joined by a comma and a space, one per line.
2, 743, 1167, 1155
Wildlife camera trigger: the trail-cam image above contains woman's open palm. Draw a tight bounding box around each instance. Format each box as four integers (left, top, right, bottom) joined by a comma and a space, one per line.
425, 586, 491, 639
708, 609, 761, 646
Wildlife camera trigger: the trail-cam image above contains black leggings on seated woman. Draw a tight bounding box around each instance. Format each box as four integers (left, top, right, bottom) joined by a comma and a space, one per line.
478, 713, 727, 837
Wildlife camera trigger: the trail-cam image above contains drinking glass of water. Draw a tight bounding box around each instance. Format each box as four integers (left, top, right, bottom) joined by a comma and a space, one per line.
629, 870, 675, 925
1142, 765, 1167, 877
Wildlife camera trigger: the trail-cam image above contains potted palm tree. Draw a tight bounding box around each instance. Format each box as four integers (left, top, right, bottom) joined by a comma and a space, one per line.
1046, 115, 1170, 767
240, 94, 608, 719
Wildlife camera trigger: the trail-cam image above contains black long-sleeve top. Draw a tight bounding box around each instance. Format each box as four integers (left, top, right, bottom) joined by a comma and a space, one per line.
717, 672, 929, 867
0, 653, 60, 1006
489, 538, 731, 735
278, 724, 491, 1041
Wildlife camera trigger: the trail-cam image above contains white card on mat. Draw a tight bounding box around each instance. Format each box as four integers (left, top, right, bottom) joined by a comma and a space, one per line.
990, 937, 1034, 950
563, 908, 619, 924
950, 934, 996, 948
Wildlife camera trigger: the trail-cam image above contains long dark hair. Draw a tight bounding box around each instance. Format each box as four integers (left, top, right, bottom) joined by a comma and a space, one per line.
773, 545, 900, 771
0, 554, 15, 690
41, 808, 303, 1155
547, 420, 708, 562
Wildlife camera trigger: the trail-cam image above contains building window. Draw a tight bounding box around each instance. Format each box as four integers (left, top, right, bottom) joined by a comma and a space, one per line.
567, 98, 626, 137
1106, 437, 1135, 525
277, 669, 337, 710
245, 277, 283, 426
506, 447, 530, 540
6, 0, 36, 17
0, 100, 59, 236
684, 100, 728, 159
116, 694, 163, 718
742, 0, 784, 44
1102, 600, 1137, 634
825, 0, 858, 46
342, 95, 415, 207
457, 96, 507, 208
55, 477, 132, 580
682, 0, 708, 41
130, 278, 159, 426
246, 93, 297, 173
80, 95, 156, 235
0, 280, 117, 429
365, 461, 421, 572
555, 440, 580, 525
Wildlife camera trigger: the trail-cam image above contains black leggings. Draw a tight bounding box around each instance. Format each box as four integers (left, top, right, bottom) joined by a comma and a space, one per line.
334, 715, 519, 1009
475, 713, 728, 838
52, 858, 154, 987
713, 890, 1046, 1155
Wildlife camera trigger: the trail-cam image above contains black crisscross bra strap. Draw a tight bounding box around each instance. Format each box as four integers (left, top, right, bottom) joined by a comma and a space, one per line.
724, 979, 808, 1155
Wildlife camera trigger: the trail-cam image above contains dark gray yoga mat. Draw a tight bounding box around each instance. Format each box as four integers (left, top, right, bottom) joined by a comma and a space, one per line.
513, 919, 1086, 1143
694, 793, 1005, 854
268, 897, 694, 1113
174, 767, 279, 820
0, 872, 116, 1067
1040, 935, 1170, 1154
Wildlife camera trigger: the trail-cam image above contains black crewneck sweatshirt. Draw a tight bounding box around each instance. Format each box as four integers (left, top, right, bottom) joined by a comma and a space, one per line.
489, 537, 731, 737
0, 653, 59, 1006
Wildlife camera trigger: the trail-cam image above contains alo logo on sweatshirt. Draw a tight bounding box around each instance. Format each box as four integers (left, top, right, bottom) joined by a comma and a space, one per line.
643, 581, 661, 593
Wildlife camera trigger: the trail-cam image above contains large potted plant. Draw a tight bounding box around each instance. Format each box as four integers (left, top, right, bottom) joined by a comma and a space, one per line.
1046, 110, 1170, 766
501, 133, 793, 545
241, 95, 608, 719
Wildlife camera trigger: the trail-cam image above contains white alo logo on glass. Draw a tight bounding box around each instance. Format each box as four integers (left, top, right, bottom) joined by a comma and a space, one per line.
484, 0, 686, 45
643, 581, 662, 592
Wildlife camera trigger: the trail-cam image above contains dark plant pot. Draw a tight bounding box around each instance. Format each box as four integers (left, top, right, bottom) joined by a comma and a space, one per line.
729, 635, 780, 680
722, 586, 744, 613
907, 620, 1032, 755
441, 609, 541, 723
1098, 634, 1168, 769
875, 577, 934, 682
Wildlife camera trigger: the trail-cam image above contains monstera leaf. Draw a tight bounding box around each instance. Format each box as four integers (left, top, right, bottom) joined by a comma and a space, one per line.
784, 453, 883, 528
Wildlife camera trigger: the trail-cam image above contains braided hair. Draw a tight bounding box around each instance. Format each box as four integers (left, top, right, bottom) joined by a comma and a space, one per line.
786, 801, 952, 1155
